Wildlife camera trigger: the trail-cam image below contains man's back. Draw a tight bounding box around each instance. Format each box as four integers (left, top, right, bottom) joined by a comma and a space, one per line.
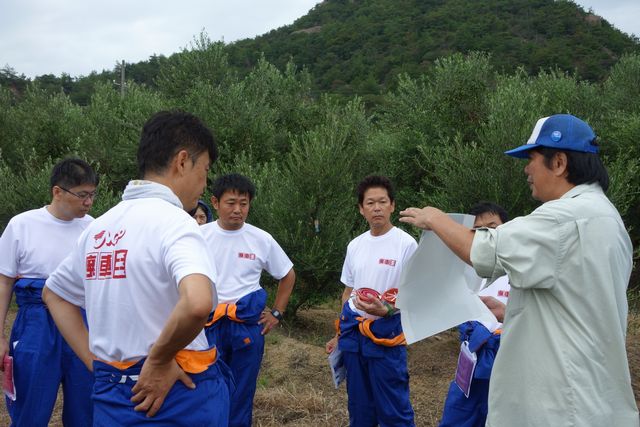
48, 191, 213, 363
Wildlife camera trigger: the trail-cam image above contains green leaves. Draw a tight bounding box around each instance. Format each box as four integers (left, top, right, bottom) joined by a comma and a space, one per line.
2, 47, 640, 305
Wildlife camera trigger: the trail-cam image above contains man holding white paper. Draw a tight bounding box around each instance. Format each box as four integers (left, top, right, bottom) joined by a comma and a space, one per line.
399, 114, 638, 426
326, 175, 417, 427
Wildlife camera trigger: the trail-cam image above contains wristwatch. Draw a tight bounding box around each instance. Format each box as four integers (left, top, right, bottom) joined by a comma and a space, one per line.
271, 309, 284, 321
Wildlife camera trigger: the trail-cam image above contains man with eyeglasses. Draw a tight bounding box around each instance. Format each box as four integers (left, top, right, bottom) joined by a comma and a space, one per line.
0, 158, 98, 427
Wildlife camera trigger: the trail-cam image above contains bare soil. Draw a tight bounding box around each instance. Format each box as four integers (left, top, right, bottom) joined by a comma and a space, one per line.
1, 307, 639, 426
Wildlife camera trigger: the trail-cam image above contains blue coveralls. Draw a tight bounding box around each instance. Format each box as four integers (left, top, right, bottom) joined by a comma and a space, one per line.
439, 321, 501, 427
205, 288, 267, 427
7, 278, 93, 427
92, 349, 231, 427
338, 303, 415, 427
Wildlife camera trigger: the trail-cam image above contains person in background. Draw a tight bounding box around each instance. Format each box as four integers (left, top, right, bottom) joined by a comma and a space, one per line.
0, 158, 98, 427
439, 201, 510, 427
326, 175, 417, 427
192, 200, 213, 225
201, 173, 295, 427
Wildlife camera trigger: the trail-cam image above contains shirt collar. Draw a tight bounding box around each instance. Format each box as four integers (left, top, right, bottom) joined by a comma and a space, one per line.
560, 182, 603, 200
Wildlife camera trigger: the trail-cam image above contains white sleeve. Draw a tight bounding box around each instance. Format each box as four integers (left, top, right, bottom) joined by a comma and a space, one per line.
45, 249, 86, 308
403, 236, 418, 262
264, 237, 293, 280
340, 244, 354, 288
0, 219, 19, 277
163, 218, 216, 287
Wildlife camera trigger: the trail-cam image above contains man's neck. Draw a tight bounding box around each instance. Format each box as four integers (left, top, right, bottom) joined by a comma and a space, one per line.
369, 223, 393, 237
216, 220, 245, 232
46, 203, 74, 222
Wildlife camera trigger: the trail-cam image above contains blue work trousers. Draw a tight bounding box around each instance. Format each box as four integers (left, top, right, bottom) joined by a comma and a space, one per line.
7, 286, 93, 427
92, 358, 230, 427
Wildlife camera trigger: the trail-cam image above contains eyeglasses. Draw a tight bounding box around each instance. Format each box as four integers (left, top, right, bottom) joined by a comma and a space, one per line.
58, 186, 98, 201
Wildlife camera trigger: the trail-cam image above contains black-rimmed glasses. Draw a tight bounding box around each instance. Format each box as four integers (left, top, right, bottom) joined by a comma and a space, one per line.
58, 186, 98, 201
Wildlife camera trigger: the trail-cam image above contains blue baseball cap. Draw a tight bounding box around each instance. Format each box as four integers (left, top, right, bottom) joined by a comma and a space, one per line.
504, 114, 598, 158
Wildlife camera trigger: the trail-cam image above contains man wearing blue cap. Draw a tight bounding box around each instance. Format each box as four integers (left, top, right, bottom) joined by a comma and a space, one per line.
399, 114, 639, 426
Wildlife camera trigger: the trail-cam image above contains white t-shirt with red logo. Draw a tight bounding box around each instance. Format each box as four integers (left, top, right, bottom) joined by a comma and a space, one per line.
0, 207, 92, 278
477, 275, 511, 332
200, 221, 293, 304
341, 226, 417, 318
46, 193, 216, 363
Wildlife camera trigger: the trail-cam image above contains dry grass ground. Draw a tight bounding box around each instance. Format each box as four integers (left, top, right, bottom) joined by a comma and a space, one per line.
1, 307, 639, 426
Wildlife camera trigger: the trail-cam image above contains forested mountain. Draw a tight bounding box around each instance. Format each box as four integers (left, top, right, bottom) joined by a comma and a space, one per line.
227, 0, 638, 98
2, 0, 638, 105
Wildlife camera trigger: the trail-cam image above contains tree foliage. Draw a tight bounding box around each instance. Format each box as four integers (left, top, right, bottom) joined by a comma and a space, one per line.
1, 47, 640, 311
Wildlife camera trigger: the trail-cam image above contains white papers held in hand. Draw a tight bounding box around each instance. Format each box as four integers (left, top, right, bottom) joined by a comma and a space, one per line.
396, 213, 497, 344
328, 347, 346, 388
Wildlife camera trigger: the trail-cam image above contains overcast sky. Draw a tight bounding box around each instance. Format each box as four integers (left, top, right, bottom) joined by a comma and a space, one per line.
0, 0, 638, 79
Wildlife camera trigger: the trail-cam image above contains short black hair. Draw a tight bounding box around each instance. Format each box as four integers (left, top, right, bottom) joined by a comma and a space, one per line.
357, 175, 395, 205
537, 147, 609, 192
137, 111, 218, 177
50, 158, 99, 190
211, 174, 256, 201
468, 202, 509, 223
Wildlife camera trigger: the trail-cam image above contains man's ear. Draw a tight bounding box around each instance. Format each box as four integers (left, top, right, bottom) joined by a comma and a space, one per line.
553, 152, 569, 178
174, 150, 190, 175
211, 196, 219, 211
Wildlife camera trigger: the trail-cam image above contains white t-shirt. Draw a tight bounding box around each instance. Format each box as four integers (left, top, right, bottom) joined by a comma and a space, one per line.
200, 221, 293, 304
46, 194, 216, 363
341, 226, 417, 318
0, 207, 93, 278
476, 275, 510, 332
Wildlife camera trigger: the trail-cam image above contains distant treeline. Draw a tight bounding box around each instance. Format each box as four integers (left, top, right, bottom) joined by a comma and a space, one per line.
1, 41, 638, 310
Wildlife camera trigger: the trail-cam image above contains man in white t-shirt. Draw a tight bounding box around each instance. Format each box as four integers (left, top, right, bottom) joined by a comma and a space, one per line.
43, 111, 230, 425
439, 202, 510, 427
325, 175, 417, 427
0, 158, 98, 427
201, 173, 295, 427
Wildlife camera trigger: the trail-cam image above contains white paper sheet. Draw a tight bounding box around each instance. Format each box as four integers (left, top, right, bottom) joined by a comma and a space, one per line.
396, 213, 498, 344
327, 347, 346, 388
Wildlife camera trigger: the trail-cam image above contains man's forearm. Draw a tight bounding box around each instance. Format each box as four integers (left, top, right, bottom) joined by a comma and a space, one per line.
0, 275, 14, 337
400, 207, 475, 264
147, 274, 212, 364
272, 269, 295, 312
41, 287, 93, 370
0, 275, 15, 358
341, 287, 352, 306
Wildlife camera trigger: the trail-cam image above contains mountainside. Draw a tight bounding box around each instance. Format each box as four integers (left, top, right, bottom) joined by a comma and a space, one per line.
2, 0, 638, 104
227, 0, 639, 96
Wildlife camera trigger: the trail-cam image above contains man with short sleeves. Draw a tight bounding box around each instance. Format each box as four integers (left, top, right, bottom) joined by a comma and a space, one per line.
400, 114, 639, 426
43, 111, 230, 426
0, 158, 98, 427
201, 173, 295, 427
325, 175, 417, 427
